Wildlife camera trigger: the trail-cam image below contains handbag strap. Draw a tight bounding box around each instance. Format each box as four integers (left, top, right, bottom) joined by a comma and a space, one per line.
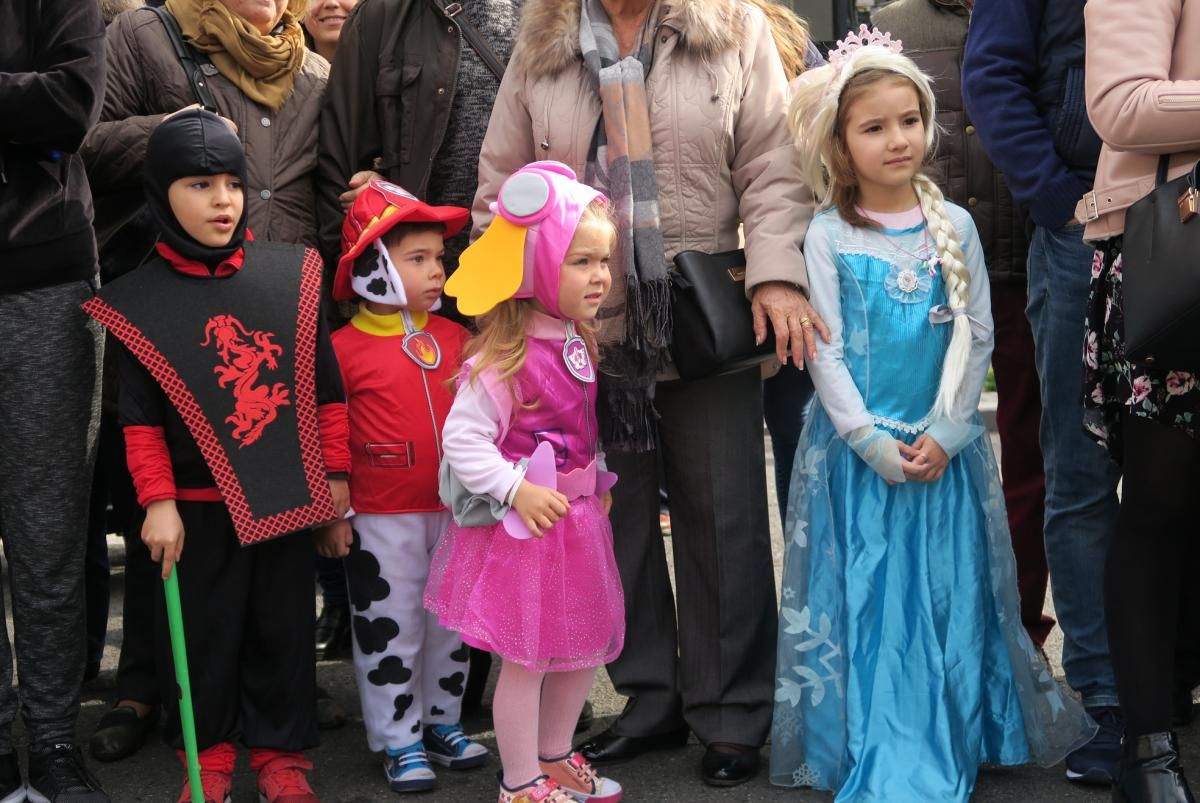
152, 6, 219, 112
1156, 154, 1170, 187
431, 0, 507, 82
1152, 154, 1200, 190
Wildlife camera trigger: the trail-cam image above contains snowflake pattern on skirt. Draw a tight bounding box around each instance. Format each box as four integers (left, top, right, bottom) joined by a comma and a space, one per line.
1083, 244, 1200, 463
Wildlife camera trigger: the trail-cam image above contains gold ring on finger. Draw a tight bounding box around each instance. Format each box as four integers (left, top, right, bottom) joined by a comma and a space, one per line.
800, 316, 813, 327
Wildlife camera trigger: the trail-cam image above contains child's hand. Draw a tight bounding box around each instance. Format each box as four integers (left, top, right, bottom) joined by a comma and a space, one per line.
899, 435, 949, 483
600, 490, 613, 515
512, 480, 569, 537
328, 478, 350, 519
317, 519, 353, 559
142, 499, 185, 580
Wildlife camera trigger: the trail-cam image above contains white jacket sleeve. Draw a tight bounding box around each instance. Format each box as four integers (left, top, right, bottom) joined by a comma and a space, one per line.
442, 379, 525, 505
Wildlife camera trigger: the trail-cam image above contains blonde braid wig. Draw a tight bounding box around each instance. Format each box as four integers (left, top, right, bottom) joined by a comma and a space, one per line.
789, 45, 971, 420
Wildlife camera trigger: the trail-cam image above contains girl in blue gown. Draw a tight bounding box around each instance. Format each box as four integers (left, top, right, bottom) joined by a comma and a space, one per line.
770, 30, 1096, 802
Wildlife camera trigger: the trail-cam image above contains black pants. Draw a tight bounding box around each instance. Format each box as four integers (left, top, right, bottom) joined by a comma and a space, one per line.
0, 280, 101, 750
117, 518, 161, 705
84, 438, 112, 676
605, 368, 776, 746
1105, 413, 1200, 736
762, 362, 814, 524
156, 502, 318, 751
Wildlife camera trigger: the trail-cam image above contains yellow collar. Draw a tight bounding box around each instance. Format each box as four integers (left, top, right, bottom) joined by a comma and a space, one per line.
351, 307, 428, 336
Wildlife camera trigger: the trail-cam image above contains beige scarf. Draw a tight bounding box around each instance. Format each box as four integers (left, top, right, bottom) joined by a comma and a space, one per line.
165, 0, 307, 111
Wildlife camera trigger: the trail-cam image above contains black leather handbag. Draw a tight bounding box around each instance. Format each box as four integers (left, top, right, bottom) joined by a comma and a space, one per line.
670, 249, 775, 381
1122, 156, 1200, 369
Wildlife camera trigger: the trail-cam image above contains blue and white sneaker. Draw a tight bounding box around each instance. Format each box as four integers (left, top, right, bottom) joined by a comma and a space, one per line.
384, 743, 436, 793
424, 723, 489, 770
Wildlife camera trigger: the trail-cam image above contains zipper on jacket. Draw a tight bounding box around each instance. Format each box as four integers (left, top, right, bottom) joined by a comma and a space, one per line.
1159, 93, 1200, 109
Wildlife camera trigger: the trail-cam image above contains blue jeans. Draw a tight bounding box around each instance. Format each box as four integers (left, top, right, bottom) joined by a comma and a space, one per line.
1027, 223, 1122, 709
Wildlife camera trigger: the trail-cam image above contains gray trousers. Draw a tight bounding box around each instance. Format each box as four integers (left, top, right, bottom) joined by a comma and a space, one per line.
605, 367, 777, 747
0, 280, 102, 750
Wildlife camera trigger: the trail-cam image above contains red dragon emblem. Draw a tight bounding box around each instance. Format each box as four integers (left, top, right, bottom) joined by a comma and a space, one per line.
202, 315, 291, 448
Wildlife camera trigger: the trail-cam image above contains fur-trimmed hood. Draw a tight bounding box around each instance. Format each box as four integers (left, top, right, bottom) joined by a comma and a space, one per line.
100, 0, 144, 24
515, 0, 747, 79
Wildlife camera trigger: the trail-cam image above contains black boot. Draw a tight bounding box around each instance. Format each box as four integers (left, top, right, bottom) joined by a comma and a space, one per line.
1113, 732, 1196, 803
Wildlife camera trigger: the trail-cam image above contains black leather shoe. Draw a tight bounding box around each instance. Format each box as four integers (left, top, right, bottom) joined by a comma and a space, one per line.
702, 742, 761, 788
1113, 732, 1195, 803
314, 602, 350, 660
89, 704, 158, 762
575, 724, 689, 765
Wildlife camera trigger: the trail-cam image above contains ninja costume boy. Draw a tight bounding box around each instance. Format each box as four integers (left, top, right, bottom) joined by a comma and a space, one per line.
316, 180, 487, 793
81, 110, 350, 803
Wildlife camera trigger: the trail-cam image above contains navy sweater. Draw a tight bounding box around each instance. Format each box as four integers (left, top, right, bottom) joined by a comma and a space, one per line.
961, 0, 1097, 230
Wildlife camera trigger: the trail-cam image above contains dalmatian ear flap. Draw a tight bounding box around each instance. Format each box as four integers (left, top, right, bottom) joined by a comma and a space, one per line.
350, 240, 408, 307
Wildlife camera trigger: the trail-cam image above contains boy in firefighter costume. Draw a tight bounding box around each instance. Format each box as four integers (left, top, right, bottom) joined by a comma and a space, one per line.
318, 180, 488, 794
82, 110, 350, 803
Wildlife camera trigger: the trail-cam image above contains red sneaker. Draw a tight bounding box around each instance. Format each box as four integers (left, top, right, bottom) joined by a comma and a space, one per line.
176, 769, 232, 803
255, 753, 318, 803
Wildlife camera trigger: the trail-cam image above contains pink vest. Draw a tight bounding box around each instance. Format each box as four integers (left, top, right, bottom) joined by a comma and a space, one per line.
499, 338, 599, 497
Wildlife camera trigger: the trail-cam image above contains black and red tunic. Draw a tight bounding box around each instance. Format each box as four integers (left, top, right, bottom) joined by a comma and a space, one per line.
84, 236, 351, 544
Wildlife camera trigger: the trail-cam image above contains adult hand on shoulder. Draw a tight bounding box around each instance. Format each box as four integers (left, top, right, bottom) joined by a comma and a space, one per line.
898, 434, 949, 483
512, 480, 569, 538
142, 499, 186, 580
317, 519, 353, 559
163, 103, 238, 134
751, 281, 831, 367
340, 170, 383, 209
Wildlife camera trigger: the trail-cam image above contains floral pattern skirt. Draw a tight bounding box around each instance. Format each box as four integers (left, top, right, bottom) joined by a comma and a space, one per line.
1083, 242, 1200, 463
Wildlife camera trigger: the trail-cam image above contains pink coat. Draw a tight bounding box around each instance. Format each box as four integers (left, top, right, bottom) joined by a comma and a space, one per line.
1077, 0, 1200, 241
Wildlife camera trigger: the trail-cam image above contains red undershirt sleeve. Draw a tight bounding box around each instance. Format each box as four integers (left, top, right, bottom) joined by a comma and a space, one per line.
124, 425, 177, 506
318, 402, 351, 477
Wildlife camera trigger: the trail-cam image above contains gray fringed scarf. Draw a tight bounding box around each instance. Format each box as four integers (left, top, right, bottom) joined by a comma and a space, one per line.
580, 0, 671, 452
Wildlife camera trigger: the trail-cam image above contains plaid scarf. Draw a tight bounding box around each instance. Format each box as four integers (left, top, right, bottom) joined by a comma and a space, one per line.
580, 0, 671, 453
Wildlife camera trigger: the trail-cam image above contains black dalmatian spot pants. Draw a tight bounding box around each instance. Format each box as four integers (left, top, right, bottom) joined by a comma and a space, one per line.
346, 511, 469, 752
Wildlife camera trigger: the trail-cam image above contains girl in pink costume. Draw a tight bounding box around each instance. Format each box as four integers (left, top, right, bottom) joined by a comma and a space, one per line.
425, 161, 625, 803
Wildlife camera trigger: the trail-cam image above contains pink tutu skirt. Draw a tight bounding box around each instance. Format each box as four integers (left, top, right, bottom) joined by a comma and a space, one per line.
424, 495, 625, 672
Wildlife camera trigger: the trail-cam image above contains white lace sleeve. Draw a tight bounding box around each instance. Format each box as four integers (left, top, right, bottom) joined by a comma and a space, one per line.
804, 218, 875, 437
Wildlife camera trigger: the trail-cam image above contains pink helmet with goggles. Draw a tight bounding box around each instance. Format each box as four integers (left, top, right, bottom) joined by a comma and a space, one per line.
444, 161, 607, 319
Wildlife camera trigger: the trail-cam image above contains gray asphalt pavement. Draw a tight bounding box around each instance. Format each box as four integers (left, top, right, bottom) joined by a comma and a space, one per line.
72, 425, 1187, 801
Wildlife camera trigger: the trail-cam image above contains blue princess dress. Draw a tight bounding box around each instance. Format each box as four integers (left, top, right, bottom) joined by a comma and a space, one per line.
770, 206, 1094, 802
